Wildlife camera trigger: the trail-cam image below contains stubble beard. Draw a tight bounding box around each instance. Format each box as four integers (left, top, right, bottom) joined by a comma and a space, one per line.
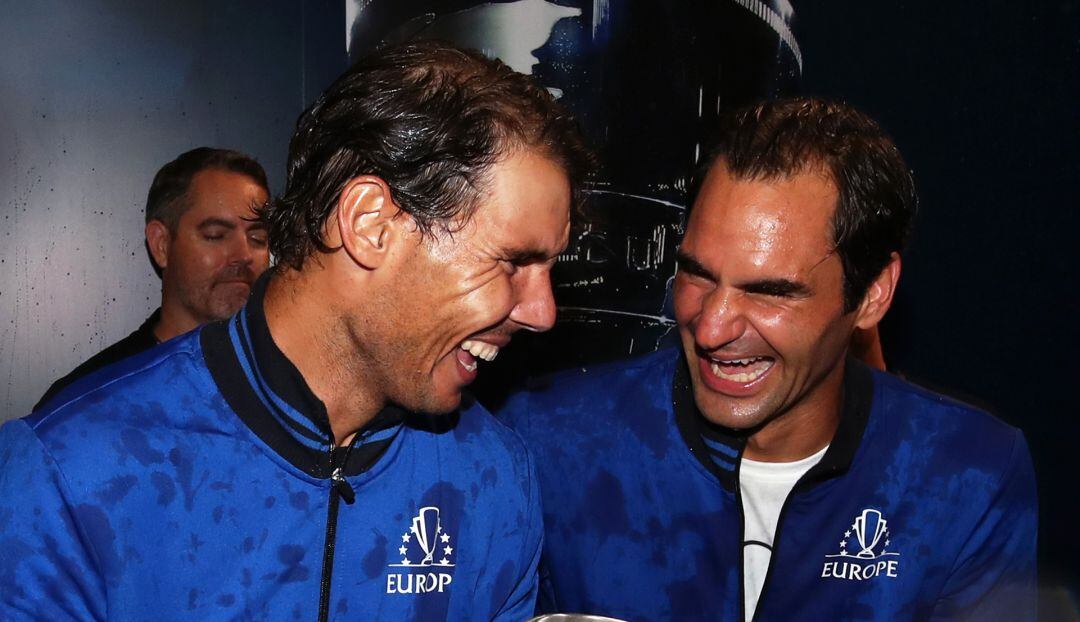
339, 310, 460, 418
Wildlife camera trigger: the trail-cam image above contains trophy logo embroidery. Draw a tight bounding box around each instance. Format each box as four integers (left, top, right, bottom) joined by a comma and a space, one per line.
821, 508, 901, 581
386, 506, 455, 594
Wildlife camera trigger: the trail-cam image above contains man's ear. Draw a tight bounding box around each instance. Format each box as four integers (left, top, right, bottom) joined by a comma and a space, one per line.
335, 176, 404, 270
854, 252, 901, 330
145, 220, 171, 271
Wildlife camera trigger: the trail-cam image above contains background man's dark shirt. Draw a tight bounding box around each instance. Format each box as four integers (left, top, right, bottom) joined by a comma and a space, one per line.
34, 310, 161, 411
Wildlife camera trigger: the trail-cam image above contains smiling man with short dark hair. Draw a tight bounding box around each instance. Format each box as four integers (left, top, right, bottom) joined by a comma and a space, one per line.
499, 97, 1037, 621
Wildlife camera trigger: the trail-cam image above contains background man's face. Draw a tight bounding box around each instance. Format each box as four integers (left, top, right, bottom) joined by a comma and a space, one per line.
362, 150, 571, 415
673, 163, 857, 431
160, 169, 270, 325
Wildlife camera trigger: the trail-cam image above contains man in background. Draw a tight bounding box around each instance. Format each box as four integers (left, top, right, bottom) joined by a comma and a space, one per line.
35, 147, 270, 408
499, 98, 1036, 621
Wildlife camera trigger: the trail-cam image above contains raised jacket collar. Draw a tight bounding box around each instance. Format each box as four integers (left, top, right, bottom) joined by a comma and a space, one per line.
673, 351, 874, 492
201, 274, 403, 478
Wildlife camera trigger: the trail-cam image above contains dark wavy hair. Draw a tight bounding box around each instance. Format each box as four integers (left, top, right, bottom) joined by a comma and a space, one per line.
265, 40, 592, 270
145, 147, 268, 231
695, 97, 918, 312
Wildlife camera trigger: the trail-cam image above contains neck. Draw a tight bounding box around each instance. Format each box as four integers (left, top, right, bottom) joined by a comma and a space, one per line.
262, 267, 383, 445
743, 362, 846, 462
154, 298, 198, 342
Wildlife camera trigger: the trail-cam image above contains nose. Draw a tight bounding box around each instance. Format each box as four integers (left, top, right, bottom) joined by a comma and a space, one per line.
509, 267, 558, 333
229, 235, 256, 266
693, 287, 748, 349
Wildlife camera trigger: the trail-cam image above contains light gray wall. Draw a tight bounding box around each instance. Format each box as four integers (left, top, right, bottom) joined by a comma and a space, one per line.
0, 1, 344, 420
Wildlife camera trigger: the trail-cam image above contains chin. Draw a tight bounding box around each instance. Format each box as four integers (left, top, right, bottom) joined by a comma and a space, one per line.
694, 393, 771, 431
401, 390, 463, 417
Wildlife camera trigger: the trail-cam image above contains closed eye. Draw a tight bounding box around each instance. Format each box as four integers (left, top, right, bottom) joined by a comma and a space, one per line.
675, 251, 713, 282
741, 279, 810, 298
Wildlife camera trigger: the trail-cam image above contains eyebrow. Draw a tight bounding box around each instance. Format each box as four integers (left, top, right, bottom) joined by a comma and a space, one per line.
675, 249, 811, 297
197, 217, 267, 231
506, 247, 556, 264
739, 278, 810, 297
197, 218, 237, 230
675, 250, 712, 278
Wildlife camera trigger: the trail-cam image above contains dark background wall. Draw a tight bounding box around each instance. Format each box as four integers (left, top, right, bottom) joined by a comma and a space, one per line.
795, 0, 1079, 609
0, 0, 343, 420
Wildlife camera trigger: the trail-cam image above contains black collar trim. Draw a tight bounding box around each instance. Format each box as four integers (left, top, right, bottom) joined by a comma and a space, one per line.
674, 352, 874, 492
201, 274, 403, 478
138, 308, 163, 345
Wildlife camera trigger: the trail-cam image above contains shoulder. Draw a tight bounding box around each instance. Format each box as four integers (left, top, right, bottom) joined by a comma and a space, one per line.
497, 347, 680, 424
34, 322, 158, 410
867, 370, 1033, 493
450, 398, 536, 477
871, 370, 1023, 448
23, 331, 211, 454
494, 348, 684, 466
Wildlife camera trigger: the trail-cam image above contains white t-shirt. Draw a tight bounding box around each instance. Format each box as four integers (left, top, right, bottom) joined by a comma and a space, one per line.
739, 445, 829, 622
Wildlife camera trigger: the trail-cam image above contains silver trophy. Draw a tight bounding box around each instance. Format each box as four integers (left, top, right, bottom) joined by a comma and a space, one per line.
528, 616, 629, 622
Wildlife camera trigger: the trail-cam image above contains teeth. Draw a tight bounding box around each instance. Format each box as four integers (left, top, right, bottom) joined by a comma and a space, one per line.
708, 358, 773, 384
713, 356, 764, 366
461, 359, 477, 373
461, 340, 501, 362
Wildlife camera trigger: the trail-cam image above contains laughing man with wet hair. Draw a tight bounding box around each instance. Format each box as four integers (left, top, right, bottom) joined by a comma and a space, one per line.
1, 40, 590, 620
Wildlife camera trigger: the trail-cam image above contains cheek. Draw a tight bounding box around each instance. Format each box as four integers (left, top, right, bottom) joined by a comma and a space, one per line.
253, 248, 271, 270
180, 240, 227, 272
473, 276, 516, 319
754, 303, 834, 356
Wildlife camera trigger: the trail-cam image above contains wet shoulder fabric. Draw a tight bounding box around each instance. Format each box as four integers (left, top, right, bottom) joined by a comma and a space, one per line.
0, 295, 541, 620
33, 308, 162, 412
497, 347, 1037, 621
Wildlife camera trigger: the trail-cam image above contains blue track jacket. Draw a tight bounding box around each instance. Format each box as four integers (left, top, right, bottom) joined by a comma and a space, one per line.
498, 347, 1037, 621
0, 280, 542, 621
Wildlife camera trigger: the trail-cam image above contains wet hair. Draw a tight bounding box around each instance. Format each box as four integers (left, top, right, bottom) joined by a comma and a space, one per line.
145, 147, 269, 231
264, 39, 592, 270
695, 97, 918, 312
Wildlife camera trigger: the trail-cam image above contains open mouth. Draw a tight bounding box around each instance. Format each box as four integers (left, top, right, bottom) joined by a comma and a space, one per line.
461, 340, 500, 362
707, 355, 775, 384
455, 340, 502, 375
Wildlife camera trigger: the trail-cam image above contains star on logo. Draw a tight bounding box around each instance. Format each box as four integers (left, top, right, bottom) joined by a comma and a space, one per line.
840, 541, 847, 548
402, 533, 411, 543
440, 532, 451, 544
398, 545, 407, 555
444, 545, 453, 556
844, 530, 851, 538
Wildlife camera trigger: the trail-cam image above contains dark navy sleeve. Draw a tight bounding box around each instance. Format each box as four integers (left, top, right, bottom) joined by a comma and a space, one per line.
930, 430, 1038, 621
491, 440, 544, 621
0, 419, 107, 620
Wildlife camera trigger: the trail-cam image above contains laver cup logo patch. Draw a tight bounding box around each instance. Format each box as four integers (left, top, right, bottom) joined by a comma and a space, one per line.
386, 506, 455, 594
821, 509, 901, 581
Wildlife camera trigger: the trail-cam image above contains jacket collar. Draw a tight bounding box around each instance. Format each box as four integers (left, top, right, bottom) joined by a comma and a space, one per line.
673, 350, 874, 492
201, 273, 403, 478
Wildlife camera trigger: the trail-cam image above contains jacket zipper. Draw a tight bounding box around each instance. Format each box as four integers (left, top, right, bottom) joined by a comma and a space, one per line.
318, 439, 358, 622
748, 470, 828, 621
